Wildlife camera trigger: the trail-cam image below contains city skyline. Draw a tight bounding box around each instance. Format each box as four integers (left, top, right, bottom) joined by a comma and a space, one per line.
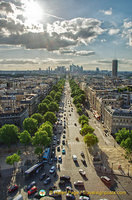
0, 0, 132, 71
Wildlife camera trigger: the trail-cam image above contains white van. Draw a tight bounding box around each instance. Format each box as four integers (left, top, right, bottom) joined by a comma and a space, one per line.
13, 194, 23, 200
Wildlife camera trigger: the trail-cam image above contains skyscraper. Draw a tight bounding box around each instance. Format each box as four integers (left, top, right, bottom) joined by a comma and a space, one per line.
112, 60, 118, 77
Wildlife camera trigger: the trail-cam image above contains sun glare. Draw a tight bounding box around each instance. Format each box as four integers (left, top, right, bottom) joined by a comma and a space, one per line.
23, 0, 43, 24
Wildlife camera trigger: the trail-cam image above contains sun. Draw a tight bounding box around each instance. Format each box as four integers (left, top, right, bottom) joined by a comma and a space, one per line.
23, 0, 43, 24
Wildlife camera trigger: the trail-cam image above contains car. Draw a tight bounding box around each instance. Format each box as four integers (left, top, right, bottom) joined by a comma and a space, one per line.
49, 190, 62, 197
53, 141, 56, 145
62, 148, 66, 154
74, 123, 77, 126
57, 146, 60, 152
54, 156, 57, 161
100, 176, 112, 188
81, 159, 86, 165
49, 185, 57, 191
79, 192, 90, 200
60, 176, 70, 181
62, 140, 65, 145
74, 181, 84, 187
39, 173, 46, 181
8, 185, 18, 193
79, 169, 86, 176
64, 126, 66, 129
28, 186, 37, 196
53, 136, 57, 140
81, 152, 85, 158
58, 155, 62, 162
63, 130, 66, 134
66, 193, 75, 200
63, 135, 66, 139
59, 180, 65, 185
49, 159, 53, 165
44, 177, 51, 185
49, 166, 56, 174
72, 155, 77, 161
57, 139, 60, 144
27, 181, 36, 191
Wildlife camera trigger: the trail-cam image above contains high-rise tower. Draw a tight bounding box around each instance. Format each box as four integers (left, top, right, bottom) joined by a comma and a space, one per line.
112, 60, 118, 77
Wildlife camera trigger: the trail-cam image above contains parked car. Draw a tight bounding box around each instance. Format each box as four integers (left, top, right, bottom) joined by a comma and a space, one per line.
66, 186, 73, 192
63, 135, 66, 139
57, 139, 60, 144
100, 176, 112, 188
54, 156, 57, 161
49, 166, 56, 174
44, 177, 51, 185
81, 159, 86, 165
63, 130, 66, 134
79, 192, 90, 200
58, 155, 62, 162
27, 181, 36, 191
8, 185, 18, 193
59, 180, 65, 185
62, 148, 66, 154
62, 140, 65, 145
60, 176, 70, 181
57, 146, 60, 152
74, 181, 84, 187
28, 186, 37, 196
81, 152, 85, 158
49, 159, 53, 165
72, 155, 77, 161
49, 185, 57, 191
74, 123, 77, 126
79, 169, 86, 176
39, 173, 46, 181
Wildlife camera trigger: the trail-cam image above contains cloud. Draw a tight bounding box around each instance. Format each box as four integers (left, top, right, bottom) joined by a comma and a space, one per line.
100, 8, 112, 16
108, 28, 120, 35
0, 16, 104, 51
0, 58, 38, 65
122, 20, 132, 47
123, 21, 132, 29
0, 1, 14, 13
59, 49, 95, 56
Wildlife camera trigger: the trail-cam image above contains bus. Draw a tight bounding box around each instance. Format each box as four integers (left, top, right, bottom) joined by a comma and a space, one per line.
43, 148, 50, 161
24, 161, 44, 178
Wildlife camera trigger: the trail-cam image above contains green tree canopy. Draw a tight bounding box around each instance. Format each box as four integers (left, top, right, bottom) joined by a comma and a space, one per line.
79, 114, 89, 124
43, 112, 57, 124
39, 123, 53, 137
84, 133, 98, 147
34, 146, 43, 160
23, 118, 38, 135
50, 90, 56, 98
45, 95, 53, 102
77, 107, 83, 115
38, 103, 48, 115
115, 128, 130, 144
80, 124, 94, 136
54, 92, 61, 102
42, 99, 50, 105
0, 124, 19, 147
19, 130, 31, 147
75, 103, 81, 108
31, 113, 43, 124
48, 102, 59, 112
6, 153, 20, 168
81, 120, 88, 127
32, 130, 50, 147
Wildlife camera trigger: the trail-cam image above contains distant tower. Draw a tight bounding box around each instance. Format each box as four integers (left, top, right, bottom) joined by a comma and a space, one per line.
112, 60, 118, 77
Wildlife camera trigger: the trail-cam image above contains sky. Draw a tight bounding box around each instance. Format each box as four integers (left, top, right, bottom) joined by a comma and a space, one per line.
0, 0, 132, 71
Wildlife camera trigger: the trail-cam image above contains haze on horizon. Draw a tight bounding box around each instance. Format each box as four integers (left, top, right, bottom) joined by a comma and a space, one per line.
0, 0, 132, 71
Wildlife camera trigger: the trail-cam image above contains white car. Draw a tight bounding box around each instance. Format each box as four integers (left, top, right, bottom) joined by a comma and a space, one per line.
58, 155, 62, 162
79, 169, 86, 176
72, 155, 77, 161
49, 166, 56, 174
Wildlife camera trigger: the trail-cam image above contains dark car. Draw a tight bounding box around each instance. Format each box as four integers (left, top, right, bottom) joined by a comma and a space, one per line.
57, 146, 60, 151
63, 135, 66, 139
8, 185, 18, 193
34, 192, 41, 199
27, 181, 36, 191
63, 130, 66, 134
81, 152, 85, 158
81, 159, 86, 165
39, 173, 46, 181
59, 180, 65, 185
60, 176, 70, 181
49, 185, 57, 191
62, 140, 65, 145
57, 139, 60, 144
44, 177, 51, 185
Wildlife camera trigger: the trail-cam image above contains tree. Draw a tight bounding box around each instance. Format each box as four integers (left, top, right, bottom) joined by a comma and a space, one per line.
34, 146, 43, 160
81, 120, 88, 127
50, 90, 56, 99
23, 118, 38, 135
79, 114, 89, 124
77, 107, 83, 115
39, 123, 53, 137
19, 130, 31, 151
54, 92, 61, 102
42, 99, 50, 105
75, 103, 81, 108
31, 113, 43, 125
52, 85, 59, 92
81, 125, 94, 136
6, 153, 20, 169
45, 95, 53, 102
38, 103, 48, 115
115, 128, 130, 144
32, 130, 50, 147
0, 124, 19, 147
84, 133, 98, 147
43, 112, 57, 124
48, 102, 59, 112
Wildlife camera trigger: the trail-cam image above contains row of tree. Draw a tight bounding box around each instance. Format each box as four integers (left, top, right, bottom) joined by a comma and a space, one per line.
115, 128, 132, 161
0, 79, 65, 167
69, 79, 85, 115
